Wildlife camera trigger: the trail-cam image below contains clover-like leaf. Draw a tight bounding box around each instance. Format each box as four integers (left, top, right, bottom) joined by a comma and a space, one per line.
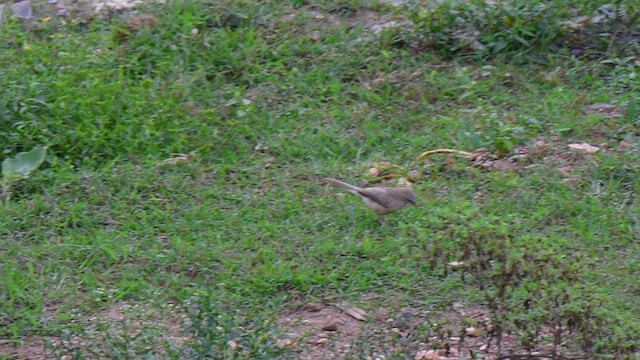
2, 146, 48, 179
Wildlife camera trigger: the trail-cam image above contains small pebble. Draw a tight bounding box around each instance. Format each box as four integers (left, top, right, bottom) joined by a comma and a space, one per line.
321, 321, 338, 331
11, 0, 33, 20
305, 302, 322, 312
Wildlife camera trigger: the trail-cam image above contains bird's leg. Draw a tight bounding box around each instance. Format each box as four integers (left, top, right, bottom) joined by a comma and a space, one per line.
376, 214, 385, 225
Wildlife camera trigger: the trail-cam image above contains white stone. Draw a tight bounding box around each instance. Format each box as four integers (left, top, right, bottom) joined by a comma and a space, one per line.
11, 1, 33, 20
568, 143, 600, 154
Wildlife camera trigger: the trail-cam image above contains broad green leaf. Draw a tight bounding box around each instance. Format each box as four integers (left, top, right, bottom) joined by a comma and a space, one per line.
2, 146, 48, 179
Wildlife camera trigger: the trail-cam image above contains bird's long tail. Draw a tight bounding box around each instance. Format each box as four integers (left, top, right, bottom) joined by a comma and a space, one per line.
322, 178, 361, 193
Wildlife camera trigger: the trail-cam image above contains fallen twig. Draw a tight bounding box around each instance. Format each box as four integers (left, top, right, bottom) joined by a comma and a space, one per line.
416, 149, 474, 160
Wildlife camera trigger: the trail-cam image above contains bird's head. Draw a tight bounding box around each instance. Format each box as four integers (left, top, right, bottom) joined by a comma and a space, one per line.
405, 189, 417, 206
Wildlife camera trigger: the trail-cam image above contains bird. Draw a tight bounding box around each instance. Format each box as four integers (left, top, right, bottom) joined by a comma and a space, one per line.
322, 178, 417, 222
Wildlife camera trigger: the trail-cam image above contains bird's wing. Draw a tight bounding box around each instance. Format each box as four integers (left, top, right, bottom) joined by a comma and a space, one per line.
357, 187, 394, 208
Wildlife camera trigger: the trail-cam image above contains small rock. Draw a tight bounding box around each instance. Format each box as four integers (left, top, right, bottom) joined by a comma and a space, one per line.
544, 67, 564, 84
11, 0, 33, 20
343, 306, 368, 321
618, 140, 631, 151
227, 340, 238, 349
561, 178, 577, 187
465, 326, 479, 337
568, 143, 599, 154
367, 167, 380, 177
479, 343, 488, 351
531, 139, 549, 154
470, 151, 489, 162
557, 166, 573, 176
315, 338, 329, 345
321, 320, 338, 331
276, 338, 293, 348
393, 311, 413, 329
305, 302, 322, 312
397, 177, 412, 187
57, 8, 69, 16
490, 159, 521, 172
562, 16, 590, 30
191, 28, 199, 36
370, 20, 406, 34
407, 169, 420, 181
373, 307, 388, 320
448, 261, 465, 270
448, 347, 459, 357
448, 336, 461, 342
126, 14, 156, 30
310, 31, 322, 41
415, 349, 439, 360
253, 143, 268, 152
584, 103, 623, 117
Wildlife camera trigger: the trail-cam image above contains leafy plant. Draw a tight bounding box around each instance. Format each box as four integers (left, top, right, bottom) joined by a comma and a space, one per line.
407, 0, 566, 57
459, 114, 539, 157
407, 0, 640, 58
457, 224, 640, 358
1, 146, 47, 204
180, 293, 286, 359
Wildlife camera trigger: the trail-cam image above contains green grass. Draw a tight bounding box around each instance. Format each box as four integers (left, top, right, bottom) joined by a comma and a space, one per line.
1, 0, 639, 358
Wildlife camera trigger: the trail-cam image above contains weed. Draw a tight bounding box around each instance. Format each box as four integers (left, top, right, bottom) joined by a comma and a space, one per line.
180, 292, 287, 359
458, 228, 639, 358
408, 0, 567, 57
407, 0, 640, 59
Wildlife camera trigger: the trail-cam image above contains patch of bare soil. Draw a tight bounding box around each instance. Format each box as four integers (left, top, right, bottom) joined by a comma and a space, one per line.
278, 303, 368, 359
278, 302, 590, 360
467, 133, 635, 182
278, 5, 412, 36
0, 339, 47, 360
63, 302, 188, 354
0, 301, 190, 359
